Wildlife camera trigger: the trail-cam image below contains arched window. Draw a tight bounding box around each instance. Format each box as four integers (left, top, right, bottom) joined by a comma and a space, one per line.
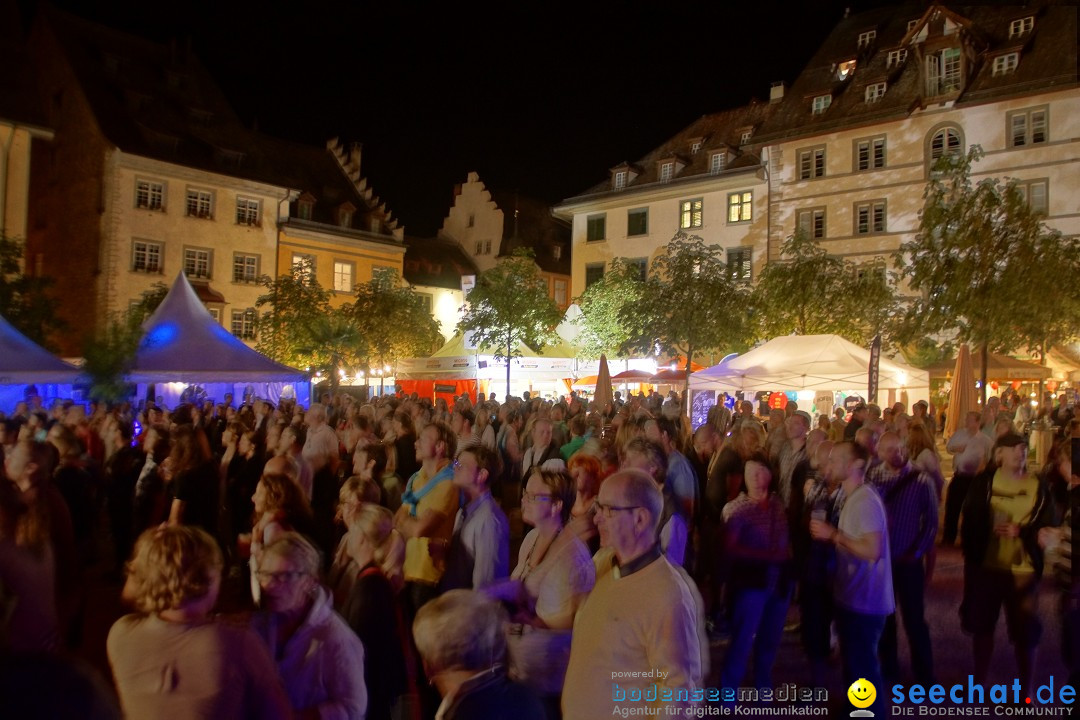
929, 126, 962, 161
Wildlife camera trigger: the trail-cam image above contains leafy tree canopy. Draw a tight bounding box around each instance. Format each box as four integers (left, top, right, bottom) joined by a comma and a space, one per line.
352, 271, 443, 368
81, 283, 168, 403
575, 257, 644, 360
0, 234, 65, 349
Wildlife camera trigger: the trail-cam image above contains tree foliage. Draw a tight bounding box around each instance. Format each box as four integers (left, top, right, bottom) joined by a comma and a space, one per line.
80, 283, 168, 403
752, 230, 897, 346
894, 146, 1080, 358
457, 249, 563, 391
254, 259, 335, 370
0, 234, 65, 349
352, 272, 443, 368
620, 232, 752, 403
574, 257, 644, 360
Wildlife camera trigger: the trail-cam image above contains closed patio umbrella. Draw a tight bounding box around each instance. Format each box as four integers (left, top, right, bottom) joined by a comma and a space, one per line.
593, 354, 614, 415
944, 343, 978, 439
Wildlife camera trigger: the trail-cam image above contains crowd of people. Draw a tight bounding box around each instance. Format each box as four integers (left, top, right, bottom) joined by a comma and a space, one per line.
0, 385, 1076, 718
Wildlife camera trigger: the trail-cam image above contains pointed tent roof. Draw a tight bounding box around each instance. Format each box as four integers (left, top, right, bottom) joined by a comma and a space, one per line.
128, 272, 307, 383
0, 312, 80, 384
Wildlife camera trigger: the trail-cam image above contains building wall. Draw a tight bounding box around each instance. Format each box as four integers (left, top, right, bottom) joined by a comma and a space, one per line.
277, 225, 405, 308
767, 87, 1080, 276
410, 283, 464, 342
563, 171, 768, 298
0, 124, 37, 246
439, 171, 503, 272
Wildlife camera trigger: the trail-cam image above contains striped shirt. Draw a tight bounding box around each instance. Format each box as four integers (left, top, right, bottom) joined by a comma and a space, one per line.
867, 462, 938, 560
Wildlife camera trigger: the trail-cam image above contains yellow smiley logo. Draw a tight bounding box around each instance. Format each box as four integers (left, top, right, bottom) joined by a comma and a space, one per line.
848, 678, 876, 709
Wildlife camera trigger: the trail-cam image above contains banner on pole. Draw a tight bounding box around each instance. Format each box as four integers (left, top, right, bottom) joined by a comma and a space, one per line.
868, 334, 881, 404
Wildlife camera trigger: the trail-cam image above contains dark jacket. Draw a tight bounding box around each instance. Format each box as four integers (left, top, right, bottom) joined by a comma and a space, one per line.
441, 668, 545, 720
961, 464, 1048, 576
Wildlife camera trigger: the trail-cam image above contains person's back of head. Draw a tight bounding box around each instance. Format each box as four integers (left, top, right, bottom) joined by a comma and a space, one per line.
413, 589, 507, 675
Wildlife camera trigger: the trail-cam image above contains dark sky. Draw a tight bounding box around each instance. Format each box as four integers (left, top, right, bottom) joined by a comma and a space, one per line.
42, 0, 893, 235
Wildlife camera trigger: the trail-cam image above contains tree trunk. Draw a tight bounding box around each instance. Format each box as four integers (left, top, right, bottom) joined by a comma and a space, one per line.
1036, 339, 1047, 418
683, 349, 693, 418
980, 342, 989, 406
506, 331, 512, 401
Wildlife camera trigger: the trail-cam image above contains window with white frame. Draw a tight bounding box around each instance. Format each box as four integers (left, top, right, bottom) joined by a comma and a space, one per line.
929, 126, 963, 162
1008, 107, 1048, 148
135, 179, 165, 210
798, 147, 826, 180
727, 247, 752, 283
333, 261, 354, 292
1009, 16, 1033, 38
837, 59, 857, 81
231, 310, 256, 340
865, 82, 887, 103
627, 208, 648, 236
207, 307, 221, 323
630, 258, 648, 282
907, 19, 919, 32
855, 200, 887, 234
797, 208, 826, 239
690, 140, 702, 154
185, 188, 213, 218
812, 94, 832, 115
659, 162, 674, 184
679, 199, 703, 229
233, 253, 259, 283
1015, 179, 1049, 215
710, 152, 726, 175
926, 47, 962, 95
183, 248, 212, 279
887, 49, 908, 67
236, 196, 260, 225
855, 136, 886, 171
740, 129, 753, 144
992, 53, 1019, 77
372, 265, 396, 289
727, 191, 753, 223
418, 293, 433, 314
291, 253, 316, 284
132, 240, 162, 273
586, 214, 606, 242
613, 170, 627, 190
857, 30, 876, 48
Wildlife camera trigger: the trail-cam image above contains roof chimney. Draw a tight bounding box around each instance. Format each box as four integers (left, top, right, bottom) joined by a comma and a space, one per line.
348, 142, 362, 174
770, 81, 786, 103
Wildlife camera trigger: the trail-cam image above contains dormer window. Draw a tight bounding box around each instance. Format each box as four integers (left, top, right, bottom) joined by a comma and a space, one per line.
297, 194, 315, 221
926, 47, 963, 96
553, 246, 562, 260
907, 19, 919, 32
811, 94, 832, 115
659, 162, 674, 184
709, 152, 726, 175
865, 82, 887, 103
337, 203, 355, 228
613, 170, 627, 190
993, 53, 1019, 77
740, 129, 753, 144
857, 30, 876, 48
1009, 16, 1033, 38
887, 49, 908, 68
690, 140, 702, 155
837, 59, 857, 81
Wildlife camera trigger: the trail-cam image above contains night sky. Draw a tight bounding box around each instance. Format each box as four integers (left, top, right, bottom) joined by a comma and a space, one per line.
38, 0, 895, 236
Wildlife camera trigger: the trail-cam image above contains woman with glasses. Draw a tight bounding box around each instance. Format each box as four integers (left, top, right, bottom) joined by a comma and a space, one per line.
108, 526, 291, 718
251, 532, 368, 719
486, 468, 595, 717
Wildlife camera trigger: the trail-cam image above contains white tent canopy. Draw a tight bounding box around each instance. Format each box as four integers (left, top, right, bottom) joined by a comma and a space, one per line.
129, 272, 308, 385
690, 334, 928, 398
0, 311, 80, 384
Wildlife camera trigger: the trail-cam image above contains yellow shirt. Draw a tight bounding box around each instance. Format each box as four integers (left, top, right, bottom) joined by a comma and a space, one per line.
403, 462, 459, 585
985, 469, 1039, 574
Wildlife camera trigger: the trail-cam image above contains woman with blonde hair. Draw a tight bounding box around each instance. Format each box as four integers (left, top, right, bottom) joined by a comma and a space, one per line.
108, 526, 290, 718
328, 474, 405, 607
906, 421, 944, 498
342, 505, 413, 719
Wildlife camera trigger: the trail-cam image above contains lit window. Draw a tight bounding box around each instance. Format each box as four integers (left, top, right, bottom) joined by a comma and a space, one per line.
231, 310, 256, 340
613, 170, 627, 190
185, 188, 213, 218
740, 129, 753, 144
132, 240, 162, 273
993, 53, 1019, 77
727, 191, 753, 223
659, 162, 674, 183
865, 82, 887, 103
236, 197, 260, 226
727, 247, 752, 283
333, 261, 354, 292
1009, 16, 1033, 38
858, 30, 876, 48
812, 94, 832, 115
887, 49, 908, 67
1008, 107, 1048, 148
837, 59, 857, 80
627, 208, 648, 236
797, 208, 826, 239
291, 253, 316, 284
1015, 179, 1049, 215
930, 126, 962, 161
183, 248, 212, 279
136, 179, 165, 210
855, 137, 886, 171
584, 263, 605, 288
855, 201, 887, 234
233, 253, 259, 283
926, 47, 962, 95
586, 214, 606, 242
679, 199, 703, 229
709, 152, 726, 175
798, 147, 826, 180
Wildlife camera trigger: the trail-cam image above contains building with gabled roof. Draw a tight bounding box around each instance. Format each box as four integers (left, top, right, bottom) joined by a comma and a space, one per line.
402, 235, 476, 342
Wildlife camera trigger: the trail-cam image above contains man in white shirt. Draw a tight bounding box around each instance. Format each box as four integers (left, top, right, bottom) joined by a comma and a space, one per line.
943, 411, 993, 545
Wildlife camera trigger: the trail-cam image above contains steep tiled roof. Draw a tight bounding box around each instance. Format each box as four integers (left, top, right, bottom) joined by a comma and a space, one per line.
491, 190, 571, 276
0, 1, 47, 128
564, 100, 779, 202
403, 236, 478, 290
754, 2, 1077, 143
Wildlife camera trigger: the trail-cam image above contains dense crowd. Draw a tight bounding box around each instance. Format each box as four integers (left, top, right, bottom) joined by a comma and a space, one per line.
0, 387, 1076, 719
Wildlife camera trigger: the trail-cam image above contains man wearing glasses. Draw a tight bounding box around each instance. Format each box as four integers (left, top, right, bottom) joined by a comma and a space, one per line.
562, 469, 706, 718
440, 446, 509, 591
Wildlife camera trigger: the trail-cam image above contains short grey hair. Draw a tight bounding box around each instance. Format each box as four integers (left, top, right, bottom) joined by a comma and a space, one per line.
606, 468, 664, 533
413, 589, 507, 674
262, 532, 321, 577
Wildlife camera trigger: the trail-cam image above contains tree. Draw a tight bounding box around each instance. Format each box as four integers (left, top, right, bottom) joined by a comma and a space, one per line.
0, 234, 65, 348
752, 230, 897, 346
575, 257, 644, 360
81, 283, 168, 403
352, 272, 443, 372
457, 249, 563, 396
254, 259, 334, 369
620, 232, 752, 409
894, 146, 1080, 400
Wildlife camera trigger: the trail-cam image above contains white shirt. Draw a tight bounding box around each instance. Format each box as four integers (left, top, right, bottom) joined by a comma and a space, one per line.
946, 428, 993, 475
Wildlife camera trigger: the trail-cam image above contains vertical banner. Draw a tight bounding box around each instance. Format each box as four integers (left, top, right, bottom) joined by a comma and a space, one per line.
461, 275, 477, 350
868, 333, 881, 405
